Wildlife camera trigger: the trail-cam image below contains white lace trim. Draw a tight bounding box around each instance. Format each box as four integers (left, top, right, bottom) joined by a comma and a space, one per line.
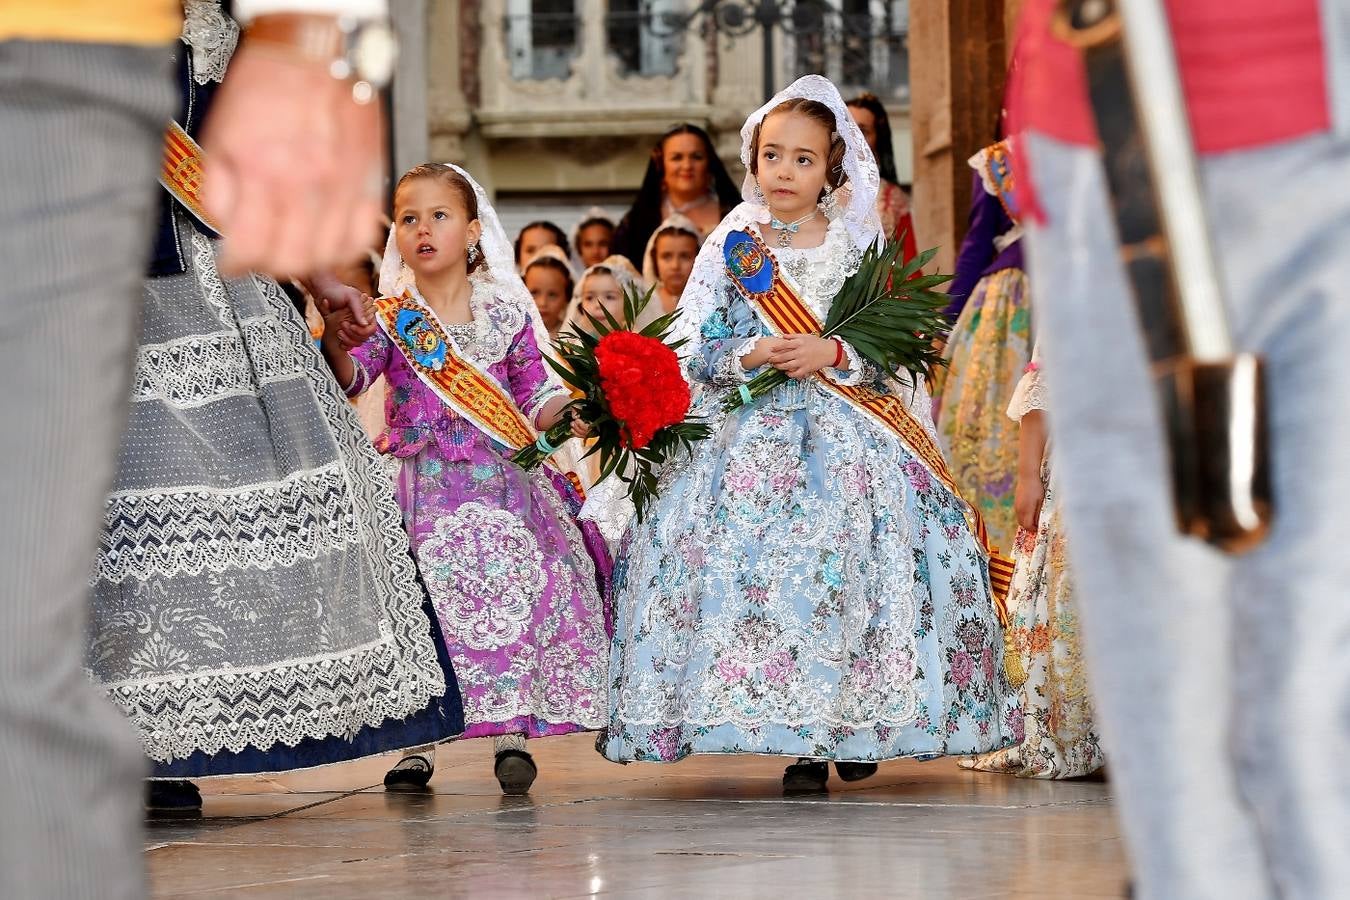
194, 231, 234, 327
182, 0, 239, 86
775, 217, 863, 321
130, 317, 303, 408
578, 468, 636, 550
95, 463, 360, 584
94, 247, 446, 762
105, 639, 437, 758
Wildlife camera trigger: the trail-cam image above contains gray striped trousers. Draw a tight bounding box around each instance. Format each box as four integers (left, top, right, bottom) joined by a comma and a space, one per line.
0, 39, 174, 900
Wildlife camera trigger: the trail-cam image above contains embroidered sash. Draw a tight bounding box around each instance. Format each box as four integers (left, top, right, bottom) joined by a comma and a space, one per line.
979, 139, 1021, 224
160, 120, 221, 234
722, 228, 1015, 618
374, 292, 565, 476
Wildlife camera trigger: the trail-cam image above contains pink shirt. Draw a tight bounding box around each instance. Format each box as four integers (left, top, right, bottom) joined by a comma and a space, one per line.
1011, 0, 1329, 219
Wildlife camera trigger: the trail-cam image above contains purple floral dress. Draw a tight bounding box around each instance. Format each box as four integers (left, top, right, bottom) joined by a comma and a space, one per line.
346, 280, 613, 739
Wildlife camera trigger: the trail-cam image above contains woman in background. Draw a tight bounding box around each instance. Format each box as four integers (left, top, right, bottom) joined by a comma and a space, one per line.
846, 92, 917, 261
611, 123, 740, 269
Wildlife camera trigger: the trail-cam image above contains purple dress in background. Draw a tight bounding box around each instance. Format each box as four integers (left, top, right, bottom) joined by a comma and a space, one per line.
346, 282, 613, 740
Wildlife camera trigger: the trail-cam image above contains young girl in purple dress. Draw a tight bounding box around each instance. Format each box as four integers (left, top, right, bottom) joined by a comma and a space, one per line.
322, 163, 612, 795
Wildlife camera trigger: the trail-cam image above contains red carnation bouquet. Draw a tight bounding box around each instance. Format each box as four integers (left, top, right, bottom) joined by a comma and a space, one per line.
511, 286, 710, 520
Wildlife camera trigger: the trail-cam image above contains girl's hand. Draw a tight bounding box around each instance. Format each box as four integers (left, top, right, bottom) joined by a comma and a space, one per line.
769, 334, 838, 380
324, 296, 377, 350
739, 336, 788, 371
569, 409, 593, 439
1014, 471, 1046, 532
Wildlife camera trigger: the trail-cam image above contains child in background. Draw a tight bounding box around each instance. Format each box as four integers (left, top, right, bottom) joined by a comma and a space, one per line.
573, 208, 616, 269
514, 220, 570, 271
559, 255, 649, 530
522, 244, 575, 339
323, 163, 612, 797
641, 214, 702, 317
960, 348, 1104, 779
564, 255, 647, 337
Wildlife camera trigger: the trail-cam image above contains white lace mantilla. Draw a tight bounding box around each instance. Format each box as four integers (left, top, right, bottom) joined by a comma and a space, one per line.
182, 0, 239, 85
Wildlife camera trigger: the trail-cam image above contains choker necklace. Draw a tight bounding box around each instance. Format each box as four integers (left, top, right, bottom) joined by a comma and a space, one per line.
665, 192, 714, 216
768, 209, 818, 248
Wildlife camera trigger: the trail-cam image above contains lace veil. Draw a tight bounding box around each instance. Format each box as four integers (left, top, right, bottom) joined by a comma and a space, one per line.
675, 74, 884, 349
640, 213, 703, 287
563, 254, 648, 335
377, 163, 557, 362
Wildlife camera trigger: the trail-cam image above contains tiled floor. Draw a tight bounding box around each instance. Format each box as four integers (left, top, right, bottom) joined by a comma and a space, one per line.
146, 734, 1127, 899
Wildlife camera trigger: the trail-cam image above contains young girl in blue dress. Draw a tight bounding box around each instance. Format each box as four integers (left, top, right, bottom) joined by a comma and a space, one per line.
600, 75, 1019, 792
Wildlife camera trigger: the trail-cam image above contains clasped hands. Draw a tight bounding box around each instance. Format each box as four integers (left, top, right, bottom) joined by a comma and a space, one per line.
316, 280, 377, 352
746, 335, 842, 380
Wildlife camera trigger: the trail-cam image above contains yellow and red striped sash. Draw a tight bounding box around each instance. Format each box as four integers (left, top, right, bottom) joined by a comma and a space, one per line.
374, 292, 563, 476
160, 120, 220, 234
722, 228, 1014, 619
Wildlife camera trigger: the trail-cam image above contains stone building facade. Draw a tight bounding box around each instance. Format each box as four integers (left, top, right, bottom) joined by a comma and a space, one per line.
391, 1, 914, 236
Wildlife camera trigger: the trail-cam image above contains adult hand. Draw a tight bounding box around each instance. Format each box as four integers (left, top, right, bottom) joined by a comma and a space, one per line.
307, 274, 371, 326
203, 25, 384, 277
323, 297, 377, 350
769, 334, 837, 380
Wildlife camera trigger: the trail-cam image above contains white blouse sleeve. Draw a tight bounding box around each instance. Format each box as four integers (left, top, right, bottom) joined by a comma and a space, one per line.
1006, 344, 1048, 423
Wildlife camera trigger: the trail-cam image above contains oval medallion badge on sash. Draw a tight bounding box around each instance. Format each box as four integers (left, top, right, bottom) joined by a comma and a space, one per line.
395, 308, 447, 371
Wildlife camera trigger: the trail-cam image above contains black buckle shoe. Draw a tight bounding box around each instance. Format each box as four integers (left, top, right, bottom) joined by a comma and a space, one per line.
384, 754, 434, 792
782, 759, 829, 793
834, 761, 878, 782
146, 779, 202, 812
494, 749, 538, 796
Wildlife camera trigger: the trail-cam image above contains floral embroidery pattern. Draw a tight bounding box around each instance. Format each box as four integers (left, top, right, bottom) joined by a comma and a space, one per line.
350, 291, 614, 739
931, 268, 1033, 554
602, 227, 1018, 764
